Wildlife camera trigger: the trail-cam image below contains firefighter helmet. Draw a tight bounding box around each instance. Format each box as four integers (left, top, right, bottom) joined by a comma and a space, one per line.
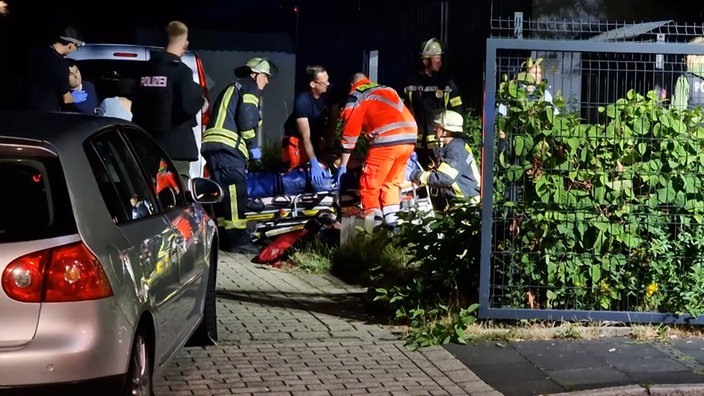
235, 57, 279, 78
420, 37, 444, 58
434, 110, 464, 133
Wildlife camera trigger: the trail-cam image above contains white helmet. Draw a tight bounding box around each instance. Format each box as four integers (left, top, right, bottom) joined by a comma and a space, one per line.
420, 37, 444, 58
434, 110, 464, 133
235, 57, 278, 78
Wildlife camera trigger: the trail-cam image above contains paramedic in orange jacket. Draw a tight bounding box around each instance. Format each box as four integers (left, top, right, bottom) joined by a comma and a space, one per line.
336, 73, 417, 229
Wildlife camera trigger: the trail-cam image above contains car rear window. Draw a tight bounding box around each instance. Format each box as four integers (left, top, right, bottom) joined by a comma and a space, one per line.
74, 59, 147, 102
0, 144, 77, 243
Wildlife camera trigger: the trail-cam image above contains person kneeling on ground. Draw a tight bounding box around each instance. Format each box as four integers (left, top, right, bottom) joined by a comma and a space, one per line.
410, 110, 481, 207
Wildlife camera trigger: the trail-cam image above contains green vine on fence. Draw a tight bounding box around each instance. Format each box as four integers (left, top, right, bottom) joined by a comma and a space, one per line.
496, 60, 704, 318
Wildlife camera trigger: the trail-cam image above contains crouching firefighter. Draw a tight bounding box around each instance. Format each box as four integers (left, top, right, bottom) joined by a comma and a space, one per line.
410, 110, 481, 208
201, 57, 277, 254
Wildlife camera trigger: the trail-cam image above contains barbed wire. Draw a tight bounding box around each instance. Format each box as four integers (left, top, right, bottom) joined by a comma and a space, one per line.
492, 17, 704, 41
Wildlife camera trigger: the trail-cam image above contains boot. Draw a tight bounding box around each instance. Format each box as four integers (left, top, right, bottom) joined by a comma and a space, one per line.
226, 230, 260, 255
230, 243, 260, 255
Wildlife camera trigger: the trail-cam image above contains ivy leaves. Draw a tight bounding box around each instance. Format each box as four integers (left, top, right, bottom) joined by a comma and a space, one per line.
496, 66, 704, 317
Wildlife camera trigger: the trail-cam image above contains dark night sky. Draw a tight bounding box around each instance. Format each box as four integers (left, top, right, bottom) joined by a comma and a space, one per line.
4, 0, 300, 44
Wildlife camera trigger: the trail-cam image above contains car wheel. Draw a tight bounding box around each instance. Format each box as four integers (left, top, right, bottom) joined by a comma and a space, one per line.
123, 332, 153, 396
187, 247, 218, 346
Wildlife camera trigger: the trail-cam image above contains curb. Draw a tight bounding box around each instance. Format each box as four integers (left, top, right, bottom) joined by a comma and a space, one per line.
546, 384, 704, 395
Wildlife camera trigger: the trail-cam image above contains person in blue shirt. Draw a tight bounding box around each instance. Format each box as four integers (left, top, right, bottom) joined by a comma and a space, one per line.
282, 65, 340, 186
98, 77, 135, 121
66, 59, 99, 115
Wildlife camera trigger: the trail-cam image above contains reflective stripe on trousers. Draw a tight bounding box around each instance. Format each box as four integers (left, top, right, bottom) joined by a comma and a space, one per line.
206, 152, 248, 231
359, 144, 415, 225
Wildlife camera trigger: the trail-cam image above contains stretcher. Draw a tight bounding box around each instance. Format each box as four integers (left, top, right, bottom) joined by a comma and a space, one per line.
244, 155, 435, 242
245, 190, 339, 240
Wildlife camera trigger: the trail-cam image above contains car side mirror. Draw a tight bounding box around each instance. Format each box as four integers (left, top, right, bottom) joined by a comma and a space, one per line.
189, 177, 223, 204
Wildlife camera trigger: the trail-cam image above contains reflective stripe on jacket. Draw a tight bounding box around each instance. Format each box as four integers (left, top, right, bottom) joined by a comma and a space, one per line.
403, 71, 463, 139
340, 78, 418, 152
201, 78, 262, 159
417, 138, 480, 201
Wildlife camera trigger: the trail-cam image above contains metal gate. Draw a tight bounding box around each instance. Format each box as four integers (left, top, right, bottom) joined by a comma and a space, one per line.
480, 19, 704, 324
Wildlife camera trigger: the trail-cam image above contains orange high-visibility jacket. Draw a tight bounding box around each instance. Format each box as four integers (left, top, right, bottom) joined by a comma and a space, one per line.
340, 77, 418, 152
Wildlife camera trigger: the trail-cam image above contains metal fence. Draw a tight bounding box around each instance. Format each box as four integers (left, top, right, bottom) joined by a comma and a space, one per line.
480, 17, 704, 324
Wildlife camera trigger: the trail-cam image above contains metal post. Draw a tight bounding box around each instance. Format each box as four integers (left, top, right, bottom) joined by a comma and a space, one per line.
514, 11, 524, 39
656, 33, 665, 70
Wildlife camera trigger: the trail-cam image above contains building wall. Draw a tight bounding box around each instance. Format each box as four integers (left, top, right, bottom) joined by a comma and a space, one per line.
294, 0, 533, 114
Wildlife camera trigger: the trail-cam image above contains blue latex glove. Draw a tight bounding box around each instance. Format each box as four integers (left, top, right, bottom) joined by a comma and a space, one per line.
336, 166, 347, 187
249, 147, 262, 160
309, 158, 326, 187
71, 90, 87, 104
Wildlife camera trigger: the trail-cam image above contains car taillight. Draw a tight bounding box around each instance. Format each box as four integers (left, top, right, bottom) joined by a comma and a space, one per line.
195, 54, 212, 179
2, 242, 113, 303
195, 54, 211, 132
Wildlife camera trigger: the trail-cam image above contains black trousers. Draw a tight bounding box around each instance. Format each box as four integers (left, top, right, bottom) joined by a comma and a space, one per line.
204, 151, 250, 249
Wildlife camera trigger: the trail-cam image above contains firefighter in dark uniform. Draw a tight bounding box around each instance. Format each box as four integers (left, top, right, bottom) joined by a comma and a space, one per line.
201, 57, 277, 254
410, 110, 480, 208
132, 21, 204, 178
403, 38, 464, 168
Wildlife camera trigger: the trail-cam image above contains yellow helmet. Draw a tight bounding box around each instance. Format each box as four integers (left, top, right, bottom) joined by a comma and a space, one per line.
420, 37, 444, 58
434, 110, 464, 133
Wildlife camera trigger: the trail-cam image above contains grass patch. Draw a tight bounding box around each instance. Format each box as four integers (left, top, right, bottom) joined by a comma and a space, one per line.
287, 239, 336, 274
459, 320, 704, 344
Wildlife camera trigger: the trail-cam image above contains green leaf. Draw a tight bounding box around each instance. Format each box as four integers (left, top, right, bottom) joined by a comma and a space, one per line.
606, 104, 617, 118
633, 117, 650, 134
657, 186, 674, 204
675, 191, 686, 207
576, 221, 587, 238
589, 265, 602, 283
660, 113, 671, 128
606, 180, 633, 191
514, 136, 526, 156
567, 138, 581, 150
509, 82, 519, 98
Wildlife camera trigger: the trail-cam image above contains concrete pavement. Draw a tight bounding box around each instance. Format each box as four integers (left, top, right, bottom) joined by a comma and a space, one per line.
154, 251, 501, 395
444, 334, 704, 396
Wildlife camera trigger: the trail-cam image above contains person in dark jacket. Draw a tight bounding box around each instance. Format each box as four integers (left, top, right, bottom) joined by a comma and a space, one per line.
132, 20, 205, 178
403, 38, 463, 168
21, 26, 88, 112
410, 110, 480, 207
201, 57, 277, 254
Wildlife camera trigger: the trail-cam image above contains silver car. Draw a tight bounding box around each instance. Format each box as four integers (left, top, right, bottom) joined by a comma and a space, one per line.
0, 110, 222, 395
